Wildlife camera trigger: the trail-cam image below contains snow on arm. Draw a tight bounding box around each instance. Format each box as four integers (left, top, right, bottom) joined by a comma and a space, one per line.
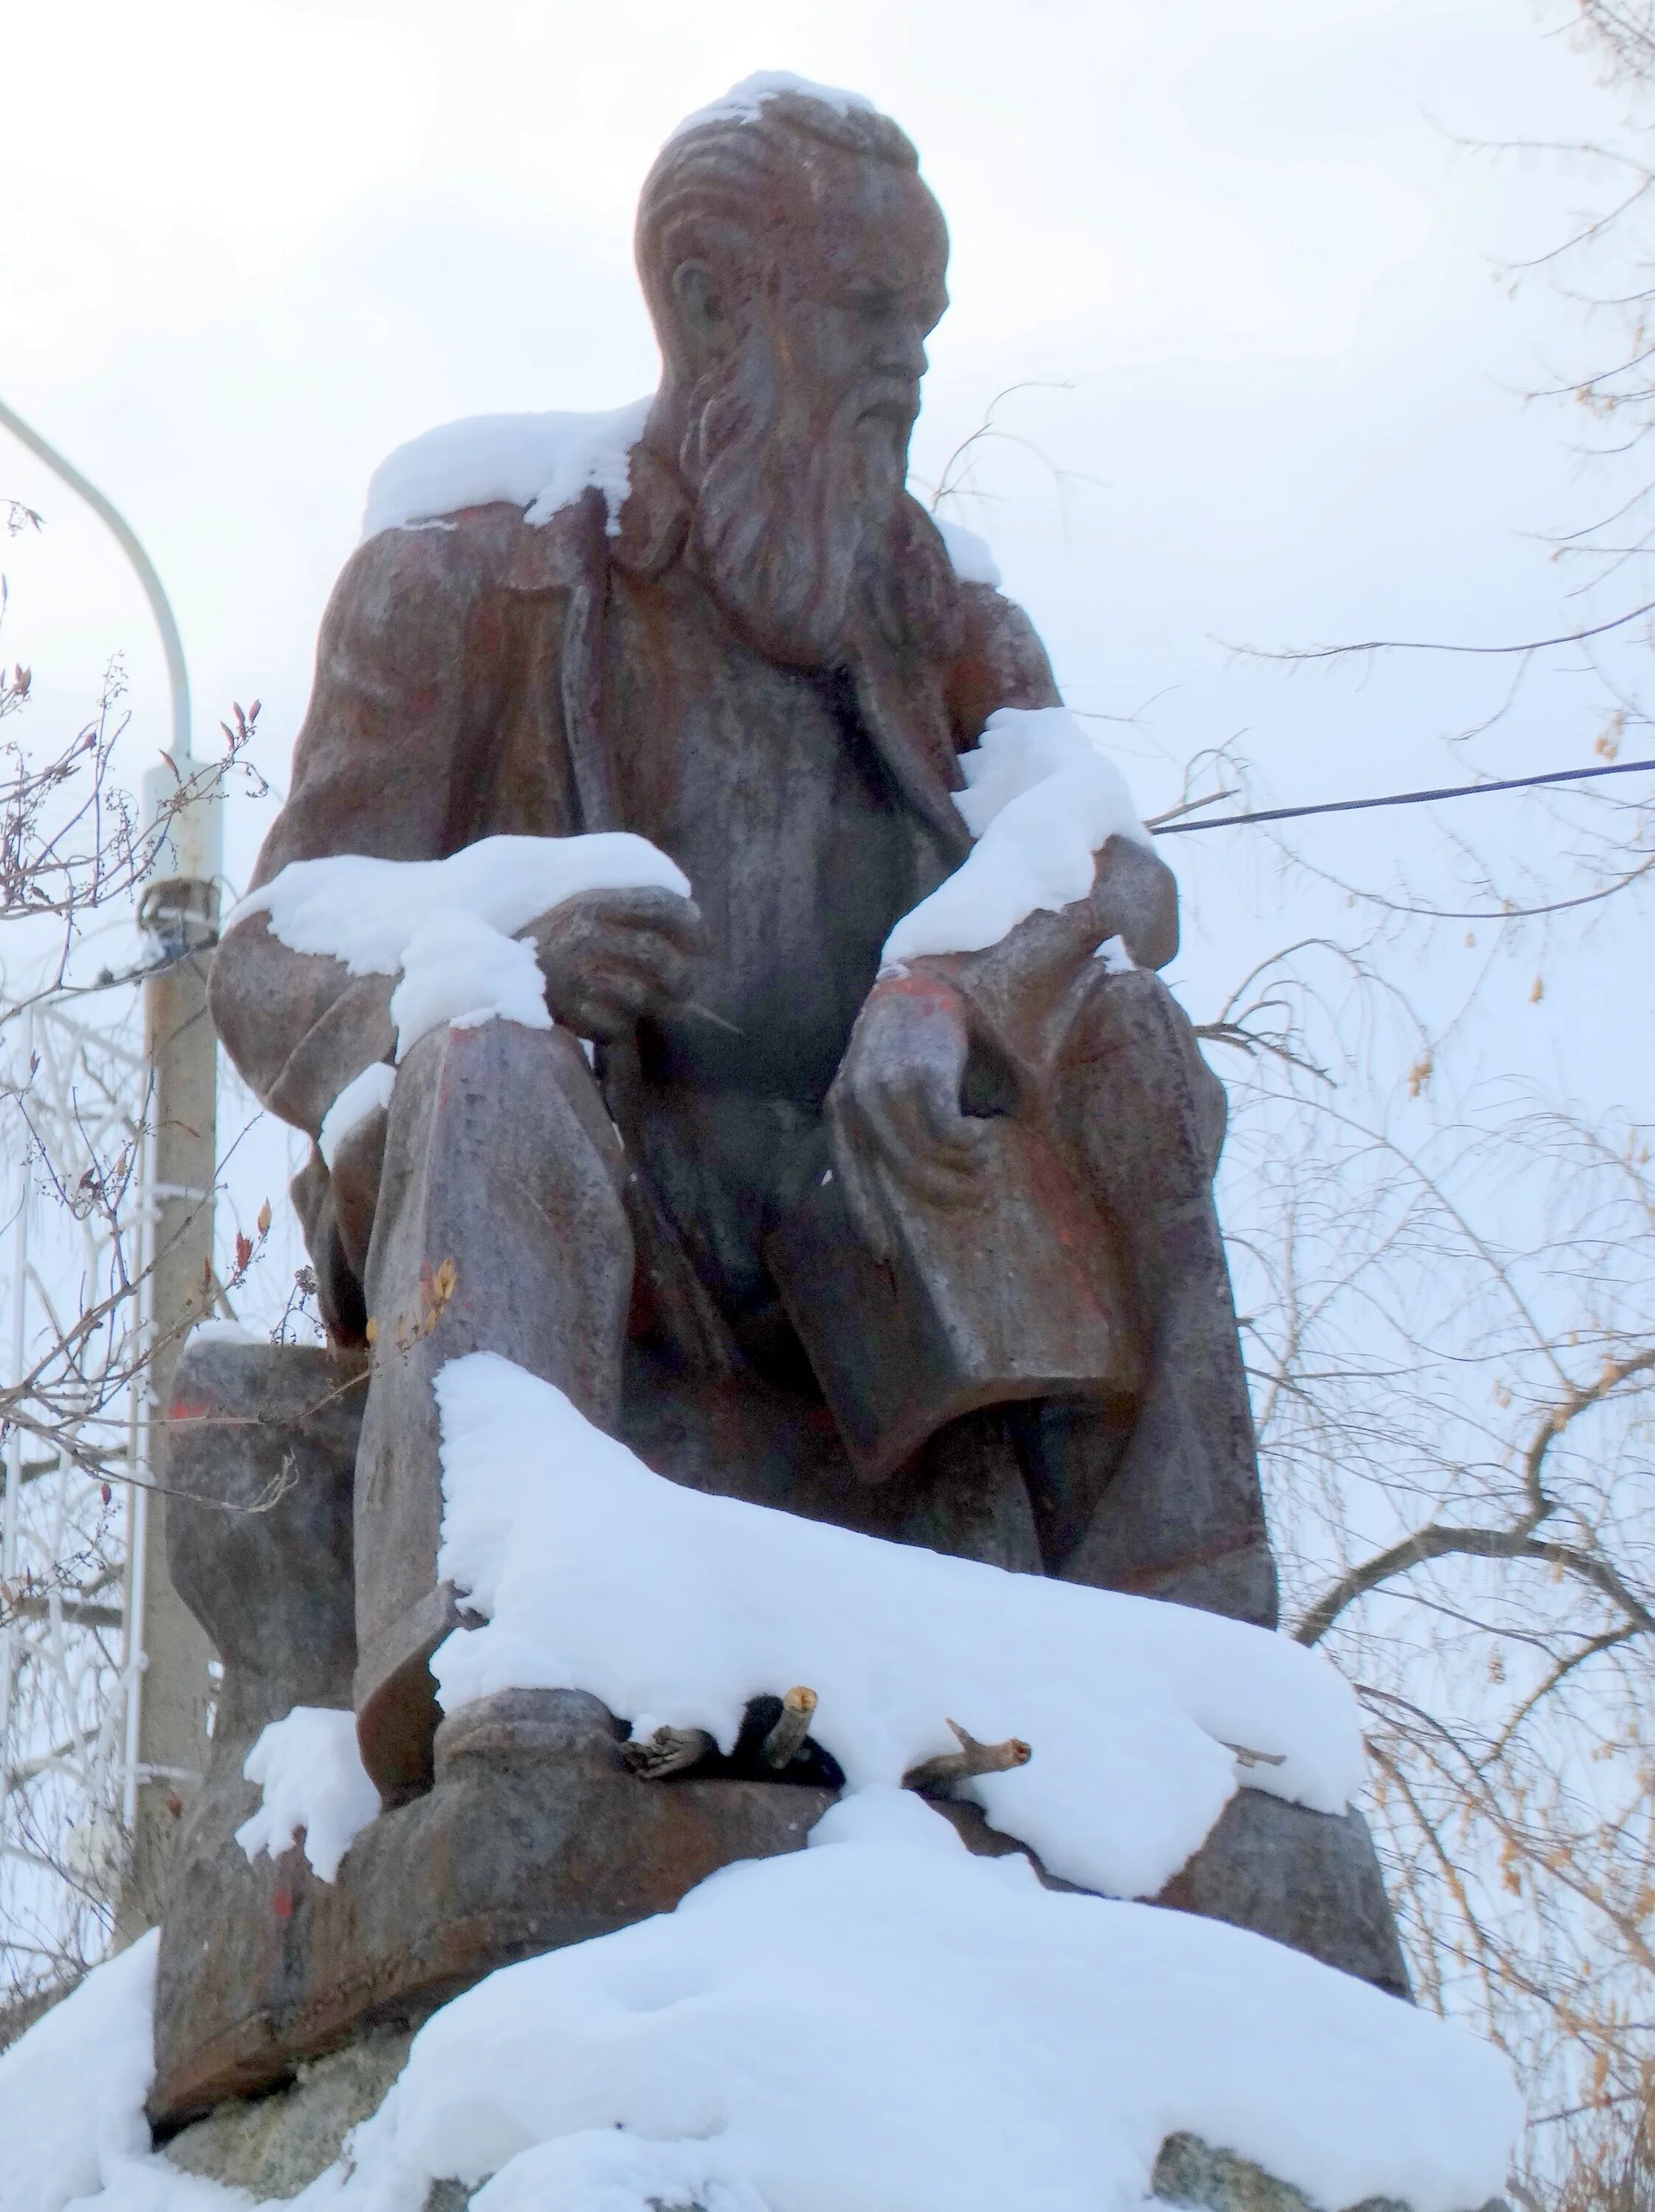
230, 834, 687, 979
431, 1352, 1364, 1902
389, 914, 553, 1062
881, 705, 1154, 970
234, 1706, 380, 1885
362, 399, 652, 543
228, 832, 690, 1071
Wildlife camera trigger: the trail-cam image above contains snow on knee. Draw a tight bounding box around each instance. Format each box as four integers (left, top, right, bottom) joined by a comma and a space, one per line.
431, 1349, 1363, 1901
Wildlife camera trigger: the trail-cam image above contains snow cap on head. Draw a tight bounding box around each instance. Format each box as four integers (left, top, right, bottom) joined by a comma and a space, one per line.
667, 71, 883, 146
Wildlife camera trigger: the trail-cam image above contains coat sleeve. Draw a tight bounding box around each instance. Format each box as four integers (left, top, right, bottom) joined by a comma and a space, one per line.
945, 582, 1179, 972
210, 519, 506, 1137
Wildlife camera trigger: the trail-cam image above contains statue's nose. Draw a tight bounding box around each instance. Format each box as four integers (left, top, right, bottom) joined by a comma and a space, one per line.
882, 323, 928, 381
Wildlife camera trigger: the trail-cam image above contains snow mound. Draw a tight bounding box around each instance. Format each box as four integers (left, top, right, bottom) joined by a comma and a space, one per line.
362, 398, 652, 542
882, 706, 1154, 968
0, 1931, 160, 2212
347, 1790, 1522, 2212
432, 1352, 1364, 1899
669, 72, 876, 142
235, 1707, 380, 1884
0, 1801, 1522, 2212
229, 832, 689, 1068
933, 514, 1001, 588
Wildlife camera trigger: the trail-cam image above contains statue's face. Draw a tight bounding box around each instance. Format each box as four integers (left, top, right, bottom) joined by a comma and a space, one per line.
777, 154, 949, 482
670, 144, 954, 669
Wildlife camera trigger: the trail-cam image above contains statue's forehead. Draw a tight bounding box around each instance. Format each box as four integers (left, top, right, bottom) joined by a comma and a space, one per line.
792, 153, 949, 293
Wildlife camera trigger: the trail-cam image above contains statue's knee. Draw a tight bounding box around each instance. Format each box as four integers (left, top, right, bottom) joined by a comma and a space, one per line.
1065, 967, 1230, 1194
394, 1018, 622, 1192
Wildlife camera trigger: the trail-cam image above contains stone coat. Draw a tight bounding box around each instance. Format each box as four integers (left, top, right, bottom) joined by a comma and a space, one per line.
212, 454, 1086, 1332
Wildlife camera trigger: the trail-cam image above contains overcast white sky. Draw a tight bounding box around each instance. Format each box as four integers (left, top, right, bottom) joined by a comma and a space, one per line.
1, 0, 1648, 1276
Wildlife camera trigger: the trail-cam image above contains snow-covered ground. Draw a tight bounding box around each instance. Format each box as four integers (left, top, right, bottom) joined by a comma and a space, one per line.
0, 1792, 1521, 2212
1, 1346, 1522, 2212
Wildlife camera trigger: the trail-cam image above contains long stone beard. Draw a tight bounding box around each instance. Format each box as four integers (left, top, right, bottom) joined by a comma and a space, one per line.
680, 339, 956, 670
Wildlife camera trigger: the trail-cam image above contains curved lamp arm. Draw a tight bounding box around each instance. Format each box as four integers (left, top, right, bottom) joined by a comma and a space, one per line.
0, 393, 219, 887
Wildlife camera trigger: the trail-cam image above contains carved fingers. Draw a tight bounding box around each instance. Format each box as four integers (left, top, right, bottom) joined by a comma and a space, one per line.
619, 1723, 717, 1780
826, 973, 988, 1259
523, 886, 705, 1041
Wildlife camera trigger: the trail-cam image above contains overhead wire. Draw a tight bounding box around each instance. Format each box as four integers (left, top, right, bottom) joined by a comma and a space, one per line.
1149, 754, 1655, 835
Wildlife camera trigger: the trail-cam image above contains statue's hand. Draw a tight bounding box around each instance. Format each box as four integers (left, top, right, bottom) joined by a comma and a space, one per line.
826, 970, 989, 1261
521, 886, 705, 1042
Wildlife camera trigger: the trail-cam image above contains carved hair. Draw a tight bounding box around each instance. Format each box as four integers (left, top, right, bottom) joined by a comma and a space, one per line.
635, 91, 922, 372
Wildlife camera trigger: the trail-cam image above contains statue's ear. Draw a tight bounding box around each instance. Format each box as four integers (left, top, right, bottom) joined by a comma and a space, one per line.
671, 259, 739, 377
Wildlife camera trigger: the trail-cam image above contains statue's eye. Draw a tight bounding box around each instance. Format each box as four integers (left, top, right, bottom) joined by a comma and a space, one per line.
844, 285, 896, 321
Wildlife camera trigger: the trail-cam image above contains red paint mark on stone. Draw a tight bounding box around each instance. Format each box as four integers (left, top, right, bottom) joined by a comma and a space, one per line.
273, 1888, 293, 1921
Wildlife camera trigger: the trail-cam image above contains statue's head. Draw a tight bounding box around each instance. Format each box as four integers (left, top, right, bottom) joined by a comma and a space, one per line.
637, 80, 957, 669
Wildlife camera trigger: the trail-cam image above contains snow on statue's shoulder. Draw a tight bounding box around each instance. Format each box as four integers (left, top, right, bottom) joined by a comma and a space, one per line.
362, 397, 652, 543
669, 70, 876, 140
933, 515, 1002, 588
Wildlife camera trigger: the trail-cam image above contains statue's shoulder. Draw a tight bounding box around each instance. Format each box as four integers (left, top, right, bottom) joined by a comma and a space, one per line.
925, 514, 1062, 728
345, 399, 655, 603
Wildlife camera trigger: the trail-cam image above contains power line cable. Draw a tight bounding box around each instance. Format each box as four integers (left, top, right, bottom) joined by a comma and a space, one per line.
1150, 754, 1655, 835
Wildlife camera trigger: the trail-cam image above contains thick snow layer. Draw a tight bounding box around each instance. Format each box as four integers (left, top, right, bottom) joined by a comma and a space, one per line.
230, 832, 689, 1069
389, 911, 552, 1061
236, 1706, 381, 1884
318, 1061, 397, 1168
360, 1790, 1521, 2212
933, 514, 1002, 588
431, 1353, 1363, 1899
670, 71, 876, 141
362, 398, 652, 541
882, 706, 1154, 969
0, 1800, 1522, 2212
0, 1930, 161, 2212
231, 835, 687, 981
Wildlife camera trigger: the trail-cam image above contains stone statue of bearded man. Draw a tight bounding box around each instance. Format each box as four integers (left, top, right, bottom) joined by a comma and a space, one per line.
211, 79, 1276, 1802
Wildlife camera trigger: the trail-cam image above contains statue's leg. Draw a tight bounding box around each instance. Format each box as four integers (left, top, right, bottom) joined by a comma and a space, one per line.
1038, 966, 1278, 1627
353, 1018, 633, 1797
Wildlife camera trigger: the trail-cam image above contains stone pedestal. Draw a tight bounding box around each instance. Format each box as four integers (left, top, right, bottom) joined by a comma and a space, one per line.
150, 1338, 1407, 2132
